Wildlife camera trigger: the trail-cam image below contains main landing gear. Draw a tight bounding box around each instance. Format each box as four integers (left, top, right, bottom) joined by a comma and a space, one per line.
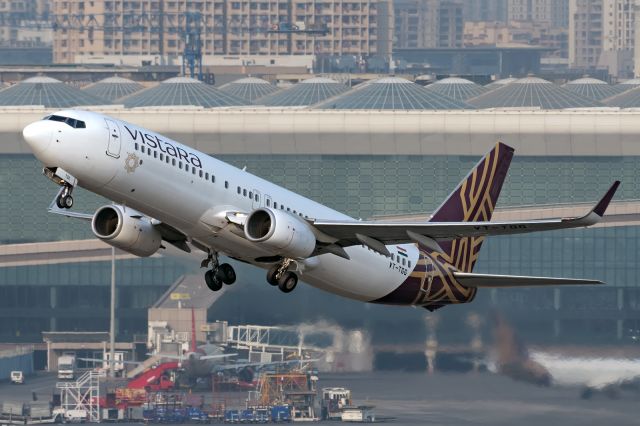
266, 259, 298, 293
202, 251, 236, 292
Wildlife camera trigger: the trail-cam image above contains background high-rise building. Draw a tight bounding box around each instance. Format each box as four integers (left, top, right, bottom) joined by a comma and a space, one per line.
569, 0, 639, 77
508, 0, 553, 23
463, 0, 508, 23
393, 0, 463, 48
52, 0, 393, 65
0, 0, 51, 48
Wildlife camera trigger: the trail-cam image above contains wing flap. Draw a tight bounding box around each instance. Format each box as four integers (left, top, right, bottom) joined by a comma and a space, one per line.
454, 272, 603, 288
312, 181, 620, 247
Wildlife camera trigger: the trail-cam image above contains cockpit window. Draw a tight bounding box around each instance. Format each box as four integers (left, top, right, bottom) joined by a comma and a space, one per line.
45, 114, 86, 129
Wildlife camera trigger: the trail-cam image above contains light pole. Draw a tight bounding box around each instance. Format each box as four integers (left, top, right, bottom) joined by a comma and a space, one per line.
109, 247, 116, 377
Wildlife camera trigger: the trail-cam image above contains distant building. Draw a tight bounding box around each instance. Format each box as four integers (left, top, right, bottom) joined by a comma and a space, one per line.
463, 0, 508, 23
393, 0, 463, 49
464, 20, 568, 59
394, 0, 439, 49
569, 0, 638, 78
52, 0, 393, 66
0, 0, 51, 48
507, 0, 569, 28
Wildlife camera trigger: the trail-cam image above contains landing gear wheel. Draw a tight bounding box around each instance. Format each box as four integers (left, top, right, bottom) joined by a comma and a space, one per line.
56, 194, 74, 209
217, 263, 236, 285
62, 195, 73, 209
278, 272, 298, 293
205, 269, 223, 291
266, 264, 280, 286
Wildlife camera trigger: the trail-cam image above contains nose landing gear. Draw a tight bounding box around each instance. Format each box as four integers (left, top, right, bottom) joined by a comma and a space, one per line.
45, 167, 77, 211
55, 185, 74, 209
202, 251, 236, 292
266, 259, 298, 293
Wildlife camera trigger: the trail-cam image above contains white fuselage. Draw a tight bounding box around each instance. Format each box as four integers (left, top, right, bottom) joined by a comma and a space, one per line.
531, 352, 640, 389
23, 110, 419, 303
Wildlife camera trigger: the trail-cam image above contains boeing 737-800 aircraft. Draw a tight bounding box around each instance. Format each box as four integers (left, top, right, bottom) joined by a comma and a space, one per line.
22, 110, 619, 311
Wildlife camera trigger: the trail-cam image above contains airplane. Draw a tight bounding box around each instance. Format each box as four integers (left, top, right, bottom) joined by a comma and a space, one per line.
22, 110, 620, 311
489, 314, 640, 399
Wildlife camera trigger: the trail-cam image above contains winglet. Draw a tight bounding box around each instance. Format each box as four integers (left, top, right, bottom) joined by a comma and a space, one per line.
592, 181, 620, 217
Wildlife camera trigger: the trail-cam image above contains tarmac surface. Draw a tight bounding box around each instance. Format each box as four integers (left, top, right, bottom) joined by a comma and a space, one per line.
1, 371, 638, 425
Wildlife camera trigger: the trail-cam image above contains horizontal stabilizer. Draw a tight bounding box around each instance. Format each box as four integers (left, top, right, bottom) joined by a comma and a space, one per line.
453, 272, 604, 288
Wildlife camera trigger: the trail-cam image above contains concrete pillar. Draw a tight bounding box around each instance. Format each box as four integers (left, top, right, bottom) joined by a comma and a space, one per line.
617, 320, 624, 340
50, 286, 57, 309
490, 289, 498, 306
553, 289, 561, 338
50, 317, 57, 332
617, 288, 624, 310
553, 288, 561, 310
617, 288, 625, 340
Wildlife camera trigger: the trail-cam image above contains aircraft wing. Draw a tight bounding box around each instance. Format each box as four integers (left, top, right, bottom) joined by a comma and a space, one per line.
77, 357, 142, 365
312, 181, 619, 253
453, 272, 603, 287
151, 353, 236, 361
212, 358, 316, 373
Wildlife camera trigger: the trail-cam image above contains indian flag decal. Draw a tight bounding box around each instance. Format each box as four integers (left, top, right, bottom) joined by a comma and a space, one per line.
396, 246, 408, 258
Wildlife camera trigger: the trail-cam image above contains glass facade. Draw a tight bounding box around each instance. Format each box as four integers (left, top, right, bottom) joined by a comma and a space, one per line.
1, 154, 639, 344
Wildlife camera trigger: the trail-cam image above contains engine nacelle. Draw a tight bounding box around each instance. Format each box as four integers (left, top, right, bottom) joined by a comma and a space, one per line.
91, 205, 162, 257
244, 208, 316, 259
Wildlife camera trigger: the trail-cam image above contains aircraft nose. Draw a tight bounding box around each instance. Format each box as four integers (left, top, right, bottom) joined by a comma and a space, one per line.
22, 121, 52, 153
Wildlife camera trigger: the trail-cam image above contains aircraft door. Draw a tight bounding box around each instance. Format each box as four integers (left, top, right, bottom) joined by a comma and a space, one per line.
252, 189, 262, 209
105, 119, 121, 158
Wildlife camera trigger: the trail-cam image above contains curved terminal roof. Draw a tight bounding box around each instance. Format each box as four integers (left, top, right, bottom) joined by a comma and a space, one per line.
82, 76, 145, 102
219, 77, 279, 102
618, 78, 640, 85
603, 86, 640, 108
467, 76, 600, 109
257, 77, 349, 107
485, 77, 518, 89
424, 77, 488, 101
563, 77, 626, 101
0, 76, 109, 107
123, 76, 250, 108
314, 76, 469, 110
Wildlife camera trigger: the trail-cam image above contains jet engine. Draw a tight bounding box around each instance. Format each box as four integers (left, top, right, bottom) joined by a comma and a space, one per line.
244, 208, 316, 259
91, 205, 162, 257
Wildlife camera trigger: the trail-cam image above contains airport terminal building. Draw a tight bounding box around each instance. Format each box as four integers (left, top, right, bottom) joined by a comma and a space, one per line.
1, 75, 640, 349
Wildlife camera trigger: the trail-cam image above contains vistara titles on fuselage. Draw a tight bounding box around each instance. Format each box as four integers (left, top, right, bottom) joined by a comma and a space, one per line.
23, 110, 619, 311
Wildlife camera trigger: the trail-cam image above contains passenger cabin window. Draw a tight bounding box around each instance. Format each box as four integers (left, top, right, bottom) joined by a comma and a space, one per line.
255, 194, 259, 202
266, 199, 271, 207
243, 189, 247, 197
205, 172, 209, 180
46, 115, 86, 129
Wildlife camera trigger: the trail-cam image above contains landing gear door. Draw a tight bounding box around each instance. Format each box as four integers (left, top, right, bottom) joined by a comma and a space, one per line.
105, 119, 121, 158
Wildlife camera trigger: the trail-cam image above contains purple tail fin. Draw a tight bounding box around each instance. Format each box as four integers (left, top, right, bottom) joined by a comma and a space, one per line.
429, 142, 514, 272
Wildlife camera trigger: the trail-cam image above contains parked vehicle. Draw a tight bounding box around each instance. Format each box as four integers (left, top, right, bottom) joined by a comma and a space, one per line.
10, 371, 24, 384
58, 355, 76, 380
